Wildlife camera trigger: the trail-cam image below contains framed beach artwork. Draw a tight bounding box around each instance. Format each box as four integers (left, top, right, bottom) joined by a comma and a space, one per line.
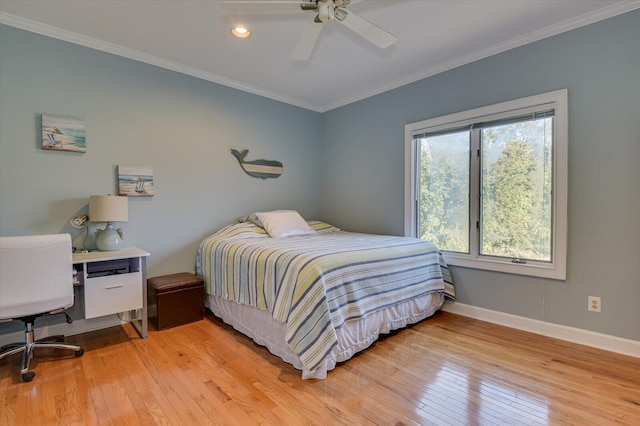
117, 165, 154, 197
41, 114, 86, 153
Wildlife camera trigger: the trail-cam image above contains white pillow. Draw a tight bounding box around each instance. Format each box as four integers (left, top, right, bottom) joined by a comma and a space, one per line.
255, 210, 315, 238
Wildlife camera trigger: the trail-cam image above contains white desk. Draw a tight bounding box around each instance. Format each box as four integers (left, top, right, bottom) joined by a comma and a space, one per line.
73, 247, 150, 338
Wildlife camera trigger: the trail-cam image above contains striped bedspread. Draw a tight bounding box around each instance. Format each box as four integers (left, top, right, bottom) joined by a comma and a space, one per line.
196, 221, 455, 375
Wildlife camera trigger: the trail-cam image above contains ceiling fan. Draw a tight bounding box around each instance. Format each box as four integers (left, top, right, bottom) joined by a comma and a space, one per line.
223, 0, 397, 61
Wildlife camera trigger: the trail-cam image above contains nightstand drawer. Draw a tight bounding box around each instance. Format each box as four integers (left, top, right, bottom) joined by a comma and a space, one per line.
84, 272, 143, 319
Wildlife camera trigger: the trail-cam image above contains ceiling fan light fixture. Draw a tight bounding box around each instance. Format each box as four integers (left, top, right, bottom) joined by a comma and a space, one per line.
317, 1, 335, 22
231, 26, 251, 38
228, 0, 396, 61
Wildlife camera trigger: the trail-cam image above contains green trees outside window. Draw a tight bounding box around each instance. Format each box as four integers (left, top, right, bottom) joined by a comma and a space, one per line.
418, 131, 469, 253
407, 89, 567, 279
418, 117, 553, 262
480, 119, 552, 262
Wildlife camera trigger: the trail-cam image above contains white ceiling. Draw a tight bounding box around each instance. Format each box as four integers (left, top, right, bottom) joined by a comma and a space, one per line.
1, 1, 638, 112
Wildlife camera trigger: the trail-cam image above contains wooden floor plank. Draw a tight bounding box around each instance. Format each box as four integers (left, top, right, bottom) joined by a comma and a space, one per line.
1, 310, 638, 425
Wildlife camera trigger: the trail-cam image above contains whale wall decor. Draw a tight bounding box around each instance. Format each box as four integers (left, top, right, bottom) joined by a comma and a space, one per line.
231, 149, 283, 179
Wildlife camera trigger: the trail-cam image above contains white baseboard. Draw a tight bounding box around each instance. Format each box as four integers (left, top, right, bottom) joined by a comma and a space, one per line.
4, 303, 637, 359
442, 302, 640, 358
0, 315, 123, 346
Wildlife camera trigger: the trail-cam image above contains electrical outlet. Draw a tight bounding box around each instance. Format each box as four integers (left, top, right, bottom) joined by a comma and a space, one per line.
588, 296, 601, 312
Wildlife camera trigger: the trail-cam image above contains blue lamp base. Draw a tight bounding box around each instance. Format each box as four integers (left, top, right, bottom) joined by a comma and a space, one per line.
95, 223, 124, 251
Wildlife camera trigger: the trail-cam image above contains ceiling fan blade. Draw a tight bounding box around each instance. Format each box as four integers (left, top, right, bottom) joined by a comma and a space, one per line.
222, 1, 308, 15
292, 20, 323, 61
335, 9, 396, 49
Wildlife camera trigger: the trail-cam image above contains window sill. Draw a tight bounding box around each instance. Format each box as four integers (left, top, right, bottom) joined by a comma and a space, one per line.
443, 252, 566, 280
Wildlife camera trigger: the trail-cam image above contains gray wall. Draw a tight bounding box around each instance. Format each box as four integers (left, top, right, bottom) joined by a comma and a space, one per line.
0, 25, 322, 335
321, 11, 640, 341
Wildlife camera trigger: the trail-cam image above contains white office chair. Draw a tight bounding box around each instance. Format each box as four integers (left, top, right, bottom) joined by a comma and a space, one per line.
0, 234, 84, 382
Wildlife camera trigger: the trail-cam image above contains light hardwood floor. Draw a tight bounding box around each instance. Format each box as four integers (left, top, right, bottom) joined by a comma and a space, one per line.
1, 310, 638, 425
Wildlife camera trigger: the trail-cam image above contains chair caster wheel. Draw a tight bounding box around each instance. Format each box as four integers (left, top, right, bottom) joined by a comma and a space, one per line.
22, 371, 35, 382
75, 349, 84, 357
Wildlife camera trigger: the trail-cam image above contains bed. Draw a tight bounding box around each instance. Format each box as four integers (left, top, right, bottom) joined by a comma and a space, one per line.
196, 211, 455, 379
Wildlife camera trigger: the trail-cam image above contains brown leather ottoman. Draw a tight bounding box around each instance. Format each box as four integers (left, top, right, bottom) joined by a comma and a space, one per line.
147, 272, 204, 330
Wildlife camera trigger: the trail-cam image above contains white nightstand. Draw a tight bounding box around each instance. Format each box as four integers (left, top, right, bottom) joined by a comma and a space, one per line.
72, 247, 150, 338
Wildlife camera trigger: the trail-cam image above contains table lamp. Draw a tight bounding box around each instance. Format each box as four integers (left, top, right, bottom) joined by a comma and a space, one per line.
89, 195, 128, 251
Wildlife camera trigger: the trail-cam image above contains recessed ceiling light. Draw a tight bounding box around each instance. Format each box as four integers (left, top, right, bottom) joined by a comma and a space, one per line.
231, 27, 251, 39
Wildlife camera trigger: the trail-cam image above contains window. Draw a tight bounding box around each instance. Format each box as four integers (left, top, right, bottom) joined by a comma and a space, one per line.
405, 90, 567, 279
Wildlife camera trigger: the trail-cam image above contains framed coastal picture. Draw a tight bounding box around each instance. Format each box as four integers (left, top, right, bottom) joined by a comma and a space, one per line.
117, 165, 154, 197
41, 114, 86, 153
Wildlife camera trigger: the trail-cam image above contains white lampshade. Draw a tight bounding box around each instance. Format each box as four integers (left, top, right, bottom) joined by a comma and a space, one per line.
89, 195, 128, 223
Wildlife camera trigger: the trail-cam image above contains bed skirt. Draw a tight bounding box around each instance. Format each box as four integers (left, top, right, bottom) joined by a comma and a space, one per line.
206, 291, 445, 379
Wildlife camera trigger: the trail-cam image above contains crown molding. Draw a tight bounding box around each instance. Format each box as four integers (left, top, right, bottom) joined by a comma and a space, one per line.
3, 2, 638, 113
0, 12, 323, 112
322, 1, 640, 112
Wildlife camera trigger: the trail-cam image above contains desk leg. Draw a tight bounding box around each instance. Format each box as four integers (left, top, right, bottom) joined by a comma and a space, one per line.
130, 256, 148, 338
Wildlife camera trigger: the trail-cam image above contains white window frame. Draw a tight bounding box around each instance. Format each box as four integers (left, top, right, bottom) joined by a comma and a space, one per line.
405, 89, 568, 280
